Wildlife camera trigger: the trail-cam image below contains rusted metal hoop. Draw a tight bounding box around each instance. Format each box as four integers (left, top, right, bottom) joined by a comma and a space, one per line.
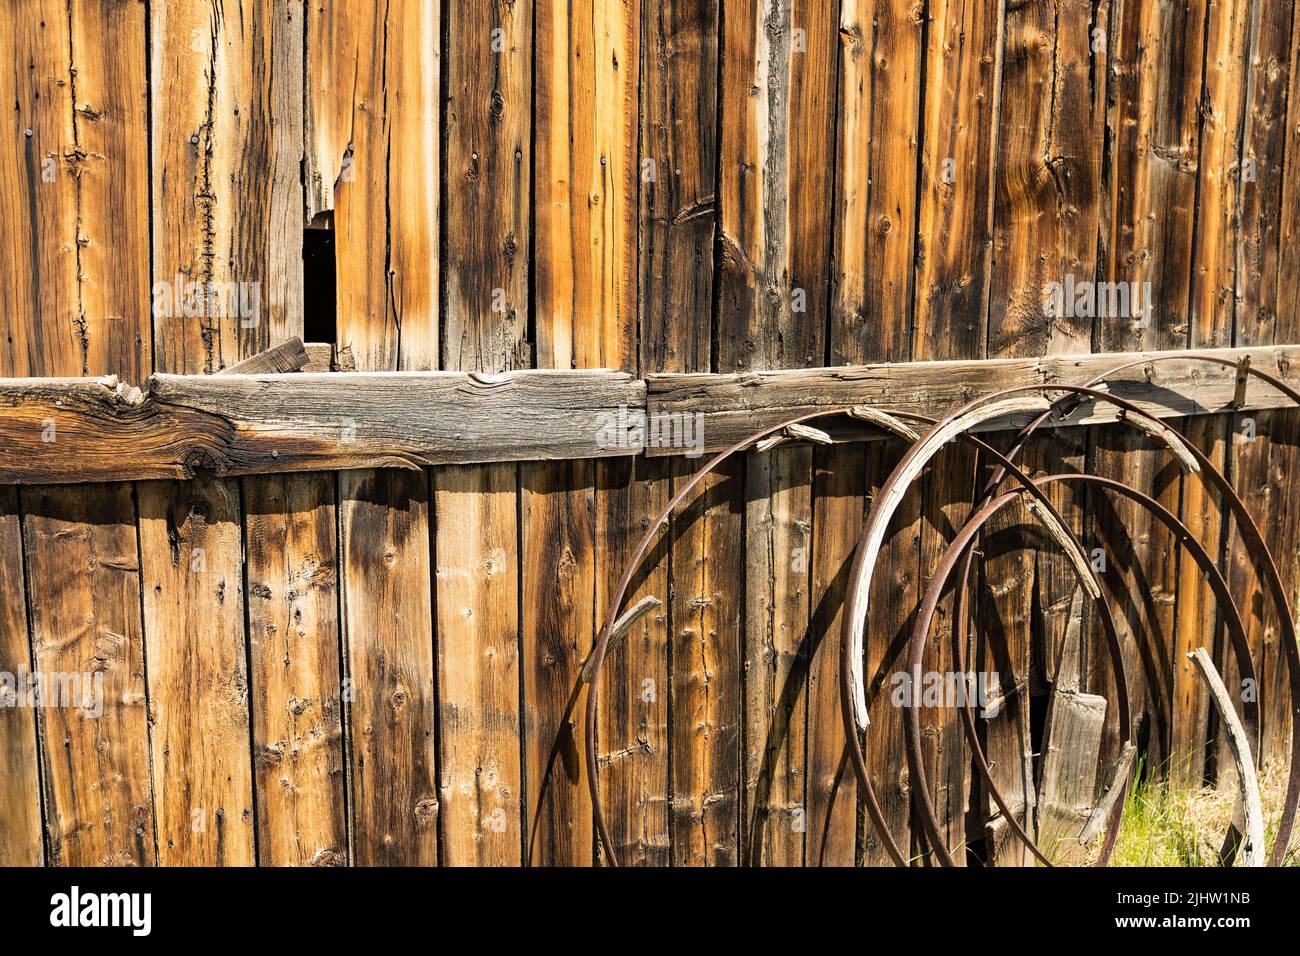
583, 405, 1104, 866
980, 354, 1300, 865
582, 406, 912, 866
907, 474, 1257, 866
838, 383, 1205, 862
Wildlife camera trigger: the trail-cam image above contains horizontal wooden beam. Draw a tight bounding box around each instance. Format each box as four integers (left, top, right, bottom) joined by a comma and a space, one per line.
0, 345, 1295, 484
0, 370, 644, 484
646, 345, 1300, 454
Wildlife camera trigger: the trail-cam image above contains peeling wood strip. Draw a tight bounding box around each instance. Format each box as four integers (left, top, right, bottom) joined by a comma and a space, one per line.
581, 596, 661, 684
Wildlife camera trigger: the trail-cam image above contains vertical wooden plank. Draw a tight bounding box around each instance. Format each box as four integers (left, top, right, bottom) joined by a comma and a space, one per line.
22, 485, 154, 866
243, 473, 347, 867
806, 444, 864, 866
308, 0, 442, 866
1088, 0, 1205, 782
743, 446, 811, 866
444, 0, 531, 373
387, 0, 442, 369
337, 468, 439, 865
438, 0, 528, 868
138, 475, 254, 866
670, 457, 743, 865
910, 0, 1003, 864
594, 457, 671, 866
717, 0, 837, 372
912, 0, 1000, 361
1281, 3, 1300, 332
534, 0, 640, 369
716, 0, 838, 866
826, 0, 926, 867
151, 0, 304, 374
0, 487, 43, 866
70, 0, 152, 377
832, 0, 922, 365
640, 0, 719, 376
0, 2, 79, 379
433, 464, 522, 866
980, 0, 1106, 863
1173, 0, 1252, 788
521, 460, 596, 866
306, 0, 438, 370
0, 1, 155, 868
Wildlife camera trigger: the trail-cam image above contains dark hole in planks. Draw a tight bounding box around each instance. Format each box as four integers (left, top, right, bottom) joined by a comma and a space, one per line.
304, 213, 337, 345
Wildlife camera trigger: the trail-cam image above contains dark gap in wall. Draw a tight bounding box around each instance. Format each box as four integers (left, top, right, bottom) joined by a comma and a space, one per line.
303, 213, 337, 345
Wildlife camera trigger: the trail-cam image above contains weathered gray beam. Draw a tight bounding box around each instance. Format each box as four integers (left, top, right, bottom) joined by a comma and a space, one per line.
645, 344, 1300, 454
0, 370, 643, 484
0, 344, 1297, 484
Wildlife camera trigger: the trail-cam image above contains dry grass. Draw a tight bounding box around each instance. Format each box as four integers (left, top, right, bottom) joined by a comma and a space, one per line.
1100, 759, 1299, 867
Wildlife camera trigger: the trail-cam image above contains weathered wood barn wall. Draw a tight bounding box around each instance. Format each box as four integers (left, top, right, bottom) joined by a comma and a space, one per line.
0, 0, 1297, 867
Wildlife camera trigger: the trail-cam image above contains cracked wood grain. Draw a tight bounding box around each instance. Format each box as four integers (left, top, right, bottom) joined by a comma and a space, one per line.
0, 369, 646, 484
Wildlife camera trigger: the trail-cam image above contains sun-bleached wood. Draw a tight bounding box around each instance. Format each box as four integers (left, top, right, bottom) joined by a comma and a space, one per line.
647, 345, 1300, 453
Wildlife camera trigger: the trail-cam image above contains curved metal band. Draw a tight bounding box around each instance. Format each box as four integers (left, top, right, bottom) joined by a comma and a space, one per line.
907, 474, 1257, 866
980, 353, 1300, 866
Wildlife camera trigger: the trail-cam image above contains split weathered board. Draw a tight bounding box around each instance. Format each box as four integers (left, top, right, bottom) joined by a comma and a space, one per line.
0, 370, 645, 483
1, 345, 1297, 484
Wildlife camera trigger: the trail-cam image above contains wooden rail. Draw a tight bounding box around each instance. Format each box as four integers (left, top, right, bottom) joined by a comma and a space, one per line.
647, 345, 1300, 453
0, 343, 1294, 486
0, 344, 1296, 484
